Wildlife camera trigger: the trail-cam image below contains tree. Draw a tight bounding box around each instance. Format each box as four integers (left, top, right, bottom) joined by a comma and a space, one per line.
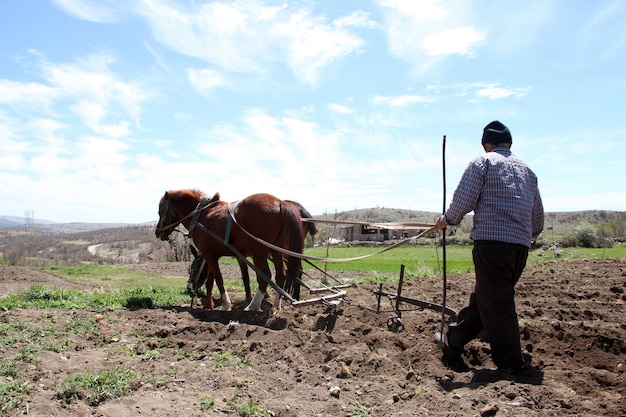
25, 210, 35, 265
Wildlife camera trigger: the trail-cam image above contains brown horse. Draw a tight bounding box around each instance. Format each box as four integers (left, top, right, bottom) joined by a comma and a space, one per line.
155, 189, 306, 311
187, 200, 318, 308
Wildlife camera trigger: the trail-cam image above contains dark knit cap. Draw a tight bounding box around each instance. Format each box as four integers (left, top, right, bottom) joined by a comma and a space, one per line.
482, 120, 512, 144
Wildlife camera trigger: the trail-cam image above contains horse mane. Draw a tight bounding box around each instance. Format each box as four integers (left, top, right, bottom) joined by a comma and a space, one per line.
168, 189, 218, 201
189, 188, 209, 199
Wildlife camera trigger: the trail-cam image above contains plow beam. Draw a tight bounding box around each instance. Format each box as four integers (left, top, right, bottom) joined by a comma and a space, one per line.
373, 288, 458, 320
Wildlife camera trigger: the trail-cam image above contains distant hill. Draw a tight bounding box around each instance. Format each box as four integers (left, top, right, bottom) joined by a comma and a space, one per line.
0, 215, 57, 229
1, 209, 624, 266
1, 209, 624, 235
0, 215, 154, 233
317, 208, 625, 236
320, 207, 439, 224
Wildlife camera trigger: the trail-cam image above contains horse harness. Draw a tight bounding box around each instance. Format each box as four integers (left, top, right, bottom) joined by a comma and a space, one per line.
188, 197, 239, 246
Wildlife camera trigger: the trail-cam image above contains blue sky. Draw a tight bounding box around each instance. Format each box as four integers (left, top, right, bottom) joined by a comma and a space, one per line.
1, 0, 625, 224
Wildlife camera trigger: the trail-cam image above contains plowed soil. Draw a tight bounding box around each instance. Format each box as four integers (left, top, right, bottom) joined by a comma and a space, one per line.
1, 258, 624, 416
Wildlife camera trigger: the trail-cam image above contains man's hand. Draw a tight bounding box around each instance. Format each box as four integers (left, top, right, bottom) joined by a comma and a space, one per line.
436, 214, 448, 230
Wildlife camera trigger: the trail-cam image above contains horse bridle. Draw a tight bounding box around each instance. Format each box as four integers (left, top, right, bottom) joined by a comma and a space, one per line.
157, 194, 219, 240
156, 197, 182, 239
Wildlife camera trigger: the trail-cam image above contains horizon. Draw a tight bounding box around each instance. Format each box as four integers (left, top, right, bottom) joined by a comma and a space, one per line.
1, 1, 625, 223
2, 207, 624, 227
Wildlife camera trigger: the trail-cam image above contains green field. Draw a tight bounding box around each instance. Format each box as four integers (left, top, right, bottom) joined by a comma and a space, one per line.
1, 242, 623, 311
303, 241, 626, 276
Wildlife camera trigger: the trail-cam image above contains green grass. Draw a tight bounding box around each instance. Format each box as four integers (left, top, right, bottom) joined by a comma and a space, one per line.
209, 350, 252, 372
0, 381, 30, 415
0, 285, 188, 311
304, 241, 626, 277
55, 366, 139, 406
540, 242, 626, 260
38, 264, 179, 291
236, 398, 273, 417
304, 244, 474, 276
341, 399, 372, 417
0, 359, 20, 378
200, 395, 216, 412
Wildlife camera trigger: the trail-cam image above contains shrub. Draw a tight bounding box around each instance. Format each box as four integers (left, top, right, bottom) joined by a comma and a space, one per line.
574, 221, 597, 248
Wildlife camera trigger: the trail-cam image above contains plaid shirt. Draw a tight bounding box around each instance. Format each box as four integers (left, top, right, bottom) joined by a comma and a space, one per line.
444, 147, 544, 247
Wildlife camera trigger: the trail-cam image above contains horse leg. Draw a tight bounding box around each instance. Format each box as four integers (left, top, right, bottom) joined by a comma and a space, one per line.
201, 269, 215, 310
272, 252, 286, 311
237, 257, 252, 301
244, 257, 271, 312
208, 263, 231, 311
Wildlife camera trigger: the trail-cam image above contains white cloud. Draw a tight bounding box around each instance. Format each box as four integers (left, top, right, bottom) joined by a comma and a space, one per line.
40, 54, 148, 125
422, 27, 485, 57
137, 0, 364, 85
275, 10, 365, 84
334, 10, 378, 29
373, 94, 434, 107
328, 103, 355, 114
378, 0, 447, 20
187, 68, 226, 95
0, 79, 60, 111
52, 0, 124, 23
474, 84, 530, 100
377, 0, 484, 70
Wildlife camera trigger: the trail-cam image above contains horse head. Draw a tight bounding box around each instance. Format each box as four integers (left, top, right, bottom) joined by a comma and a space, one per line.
155, 191, 178, 241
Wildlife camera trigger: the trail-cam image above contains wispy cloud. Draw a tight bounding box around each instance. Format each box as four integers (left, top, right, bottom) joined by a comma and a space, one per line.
422, 27, 485, 57
373, 94, 434, 107
51, 0, 125, 23
5, 51, 151, 131
377, 0, 485, 71
187, 68, 226, 96
426, 82, 531, 101
474, 84, 530, 100
134, 0, 366, 85
328, 103, 355, 114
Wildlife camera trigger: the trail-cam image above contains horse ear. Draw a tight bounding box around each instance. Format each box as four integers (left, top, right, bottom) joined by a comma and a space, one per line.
164, 191, 169, 198
209, 193, 220, 204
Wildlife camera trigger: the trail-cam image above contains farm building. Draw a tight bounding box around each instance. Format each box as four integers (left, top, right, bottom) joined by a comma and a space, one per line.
339, 222, 434, 242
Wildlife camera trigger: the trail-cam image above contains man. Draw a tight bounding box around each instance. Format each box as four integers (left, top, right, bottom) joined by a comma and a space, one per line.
435, 120, 544, 375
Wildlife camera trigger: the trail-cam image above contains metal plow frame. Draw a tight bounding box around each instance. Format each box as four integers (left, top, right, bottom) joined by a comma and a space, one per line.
373, 265, 457, 332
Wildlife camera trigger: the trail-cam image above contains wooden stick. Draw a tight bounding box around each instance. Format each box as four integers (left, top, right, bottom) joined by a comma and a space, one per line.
291, 290, 347, 307
308, 284, 352, 294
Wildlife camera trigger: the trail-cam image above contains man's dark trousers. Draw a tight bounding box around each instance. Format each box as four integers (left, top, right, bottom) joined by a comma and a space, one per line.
447, 240, 529, 368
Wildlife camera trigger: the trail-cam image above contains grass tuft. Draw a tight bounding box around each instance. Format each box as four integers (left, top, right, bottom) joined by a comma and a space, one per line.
55, 366, 139, 406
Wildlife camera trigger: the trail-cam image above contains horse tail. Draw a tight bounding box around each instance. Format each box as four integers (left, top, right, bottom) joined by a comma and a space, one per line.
281, 202, 304, 300
285, 200, 318, 238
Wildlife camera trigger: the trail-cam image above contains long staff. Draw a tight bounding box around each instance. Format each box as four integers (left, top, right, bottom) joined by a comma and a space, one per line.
440, 135, 447, 336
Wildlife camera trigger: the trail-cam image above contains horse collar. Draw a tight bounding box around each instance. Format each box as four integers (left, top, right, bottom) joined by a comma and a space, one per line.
189, 196, 215, 238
